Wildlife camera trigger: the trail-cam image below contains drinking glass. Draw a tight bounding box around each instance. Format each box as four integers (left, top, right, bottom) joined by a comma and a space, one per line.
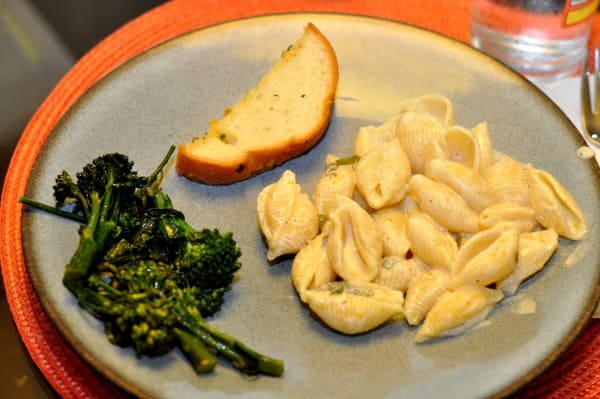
471, 0, 598, 82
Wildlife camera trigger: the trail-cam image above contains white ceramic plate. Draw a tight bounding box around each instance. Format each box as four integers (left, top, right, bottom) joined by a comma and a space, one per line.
22, 13, 600, 399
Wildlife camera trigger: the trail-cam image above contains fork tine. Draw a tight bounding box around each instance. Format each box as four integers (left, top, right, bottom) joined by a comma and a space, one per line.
581, 48, 600, 145
593, 48, 600, 114
581, 51, 593, 120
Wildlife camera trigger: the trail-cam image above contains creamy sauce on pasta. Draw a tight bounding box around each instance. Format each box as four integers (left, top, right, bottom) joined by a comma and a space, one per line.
510, 295, 538, 315
564, 239, 591, 268
257, 94, 587, 341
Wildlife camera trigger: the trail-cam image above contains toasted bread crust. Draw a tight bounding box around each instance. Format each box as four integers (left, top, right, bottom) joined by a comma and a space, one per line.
176, 23, 338, 185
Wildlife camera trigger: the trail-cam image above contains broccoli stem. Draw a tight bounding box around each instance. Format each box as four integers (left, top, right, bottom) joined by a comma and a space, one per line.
18, 197, 86, 224
173, 328, 217, 374
147, 145, 176, 187
62, 229, 99, 292
180, 315, 284, 377
56, 171, 91, 220
98, 174, 115, 224
229, 336, 285, 377
62, 192, 102, 290
180, 316, 250, 370
153, 192, 173, 210
63, 190, 116, 293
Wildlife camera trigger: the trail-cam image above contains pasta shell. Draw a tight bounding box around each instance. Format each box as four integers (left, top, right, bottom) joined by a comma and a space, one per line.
356, 138, 411, 209
452, 224, 519, 288
471, 121, 495, 172
257, 170, 319, 260
444, 125, 481, 171
371, 206, 411, 258
527, 168, 587, 240
313, 154, 357, 217
354, 114, 399, 156
374, 255, 427, 292
406, 210, 458, 272
478, 202, 538, 234
497, 229, 559, 295
482, 156, 530, 206
424, 158, 491, 212
304, 281, 404, 335
397, 94, 455, 127
327, 196, 383, 282
408, 174, 479, 233
291, 232, 336, 302
415, 286, 503, 343
404, 268, 450, 326
395, 111, 447, 174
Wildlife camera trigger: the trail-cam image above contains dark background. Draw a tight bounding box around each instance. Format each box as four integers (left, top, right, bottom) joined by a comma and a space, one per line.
0, 1, 164, 397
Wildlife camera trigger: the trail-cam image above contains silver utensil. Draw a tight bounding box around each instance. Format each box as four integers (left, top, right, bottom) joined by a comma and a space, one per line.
581, 48, 600, 146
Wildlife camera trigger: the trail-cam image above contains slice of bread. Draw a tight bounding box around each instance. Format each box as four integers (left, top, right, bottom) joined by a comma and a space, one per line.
176, 23, 339, 185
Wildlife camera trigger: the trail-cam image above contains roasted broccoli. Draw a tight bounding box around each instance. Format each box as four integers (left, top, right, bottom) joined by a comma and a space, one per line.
19, 146, 283, 377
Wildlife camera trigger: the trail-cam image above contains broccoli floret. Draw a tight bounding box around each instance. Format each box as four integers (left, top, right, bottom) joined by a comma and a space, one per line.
161, 218, 242, 291
179, 229, 241, 288
81, 255, 282, 376
52, 153, 142, 222
102, 196, 243, 317
22, 151, 163, 290
19, 146, 284, 377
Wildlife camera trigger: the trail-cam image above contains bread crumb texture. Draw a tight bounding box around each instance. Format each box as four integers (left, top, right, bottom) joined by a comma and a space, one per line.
176, 23, 339, 184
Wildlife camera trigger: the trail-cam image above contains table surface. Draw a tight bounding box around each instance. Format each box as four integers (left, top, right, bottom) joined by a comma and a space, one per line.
0, 1, 156, 398
2, 1, 600, 398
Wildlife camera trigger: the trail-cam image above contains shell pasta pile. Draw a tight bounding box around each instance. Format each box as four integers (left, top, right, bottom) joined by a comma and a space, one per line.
256, 95, 587, 342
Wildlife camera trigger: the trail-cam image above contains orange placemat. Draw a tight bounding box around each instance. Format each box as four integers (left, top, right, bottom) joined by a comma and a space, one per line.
1, 1, 599, 398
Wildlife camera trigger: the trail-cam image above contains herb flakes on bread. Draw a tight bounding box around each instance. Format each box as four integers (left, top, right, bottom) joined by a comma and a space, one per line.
176, 23, 339, 185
